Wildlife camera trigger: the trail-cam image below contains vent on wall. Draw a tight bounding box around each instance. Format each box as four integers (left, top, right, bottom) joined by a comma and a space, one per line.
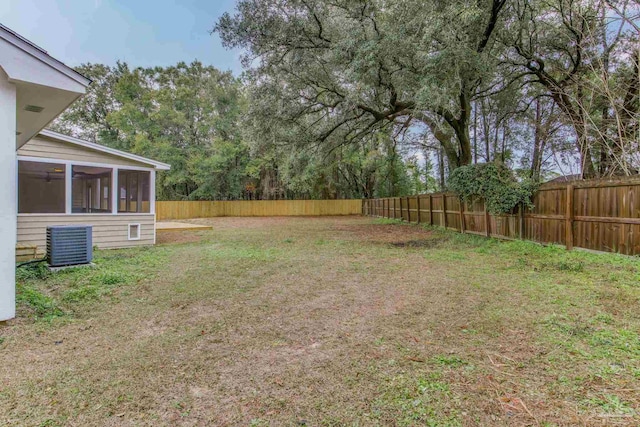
46, 225, 93, 267
24, 104, 44, 113
128, 223, 140, 240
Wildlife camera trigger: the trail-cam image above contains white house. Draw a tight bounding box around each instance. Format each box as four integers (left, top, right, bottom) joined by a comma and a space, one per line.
0, 25, 168, 321
17, 130, 170, 255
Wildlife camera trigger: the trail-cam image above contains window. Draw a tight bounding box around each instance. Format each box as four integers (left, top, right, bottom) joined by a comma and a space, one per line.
128, 223, 141, 240
18, 161, 66, 213
72, 166, 112, 213
118, 170, 150, 213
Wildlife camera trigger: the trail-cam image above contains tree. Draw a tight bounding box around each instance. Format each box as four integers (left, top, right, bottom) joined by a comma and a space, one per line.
50, 63, 127, 146
215, 0, 509, 172
506, 0, 639, 177
52, 61, 251, 200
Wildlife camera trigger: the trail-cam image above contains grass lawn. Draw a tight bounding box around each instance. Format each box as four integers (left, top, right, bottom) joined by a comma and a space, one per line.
1, 216, 639, 426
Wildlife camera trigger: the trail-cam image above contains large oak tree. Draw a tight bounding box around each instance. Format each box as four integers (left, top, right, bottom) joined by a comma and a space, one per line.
216, 0, 508, 171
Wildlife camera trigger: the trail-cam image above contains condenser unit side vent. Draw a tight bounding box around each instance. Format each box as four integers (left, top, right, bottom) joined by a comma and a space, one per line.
46, 225, 93, 267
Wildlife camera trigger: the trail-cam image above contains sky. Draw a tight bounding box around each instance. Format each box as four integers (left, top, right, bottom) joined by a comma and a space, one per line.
0, 0, 243, 74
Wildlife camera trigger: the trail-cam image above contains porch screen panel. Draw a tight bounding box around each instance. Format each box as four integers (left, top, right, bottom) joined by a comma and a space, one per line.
118, 170, 150, 213
18, 161, 66, 213
72, 166, 112, 213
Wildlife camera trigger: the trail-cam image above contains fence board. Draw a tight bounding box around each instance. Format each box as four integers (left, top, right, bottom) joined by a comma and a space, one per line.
362, 178, 640, 255
157, 199, 362, 220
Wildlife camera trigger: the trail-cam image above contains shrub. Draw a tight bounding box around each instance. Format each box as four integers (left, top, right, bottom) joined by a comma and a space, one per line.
448, 162, 538, 214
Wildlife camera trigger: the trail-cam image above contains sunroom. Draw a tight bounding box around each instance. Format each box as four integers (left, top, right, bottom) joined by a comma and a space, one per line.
17, 130, 170, 258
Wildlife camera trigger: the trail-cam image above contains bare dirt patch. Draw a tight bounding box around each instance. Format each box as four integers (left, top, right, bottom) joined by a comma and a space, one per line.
331, 221, 435, 243
389, 238, 442, 248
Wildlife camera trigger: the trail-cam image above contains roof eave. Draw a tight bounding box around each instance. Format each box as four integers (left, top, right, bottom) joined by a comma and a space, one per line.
0, 24, 91, 87
38, 129, 171, 170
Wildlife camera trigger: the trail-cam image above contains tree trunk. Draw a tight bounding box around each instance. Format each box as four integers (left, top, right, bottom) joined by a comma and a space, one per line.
438, 147, 446, 191
547, 87, 597, 179
500, 123, 506, 163
473, 101, 478, 164
577, 126, 597, 179
530, 99, 543, 180
481, 99, 491, 162
420, 115, 461, 172
453, 89, 473, 166
452, 120, 473, 166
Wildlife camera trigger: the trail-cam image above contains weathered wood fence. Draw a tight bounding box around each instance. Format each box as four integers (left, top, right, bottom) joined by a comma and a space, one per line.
363, 178, 640, 256
156, 199, 362, 220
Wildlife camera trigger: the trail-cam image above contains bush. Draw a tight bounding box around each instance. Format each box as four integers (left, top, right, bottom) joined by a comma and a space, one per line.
448, 162, 538, 214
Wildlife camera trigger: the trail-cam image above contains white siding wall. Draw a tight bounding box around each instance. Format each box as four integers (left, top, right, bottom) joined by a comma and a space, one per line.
18, 136, 151, 167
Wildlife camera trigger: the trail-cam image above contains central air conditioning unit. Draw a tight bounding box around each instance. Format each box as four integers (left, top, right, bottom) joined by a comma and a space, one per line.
46, 225, 93, 267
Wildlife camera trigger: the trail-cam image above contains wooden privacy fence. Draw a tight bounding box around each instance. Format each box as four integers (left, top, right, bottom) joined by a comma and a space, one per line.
156, 199, 362, 220
363, 178, 640, 256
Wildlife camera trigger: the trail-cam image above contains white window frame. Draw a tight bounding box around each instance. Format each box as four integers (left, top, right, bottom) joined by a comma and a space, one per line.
117, 168, 153, 214
128, 223, 141, 241
17, 156, 156, 216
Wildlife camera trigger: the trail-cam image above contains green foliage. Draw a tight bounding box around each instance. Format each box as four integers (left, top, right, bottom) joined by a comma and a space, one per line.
432, 355, 467, 367
16, 282, 64, 321
15, 247, 167, 321
50, 1, 640, 199
16, 262, 50, 281
372, 371, 462, 426
217, 0, 508, 171
52, 62, 251, 201
52, 61, 425, 200
448, 162, 538, 214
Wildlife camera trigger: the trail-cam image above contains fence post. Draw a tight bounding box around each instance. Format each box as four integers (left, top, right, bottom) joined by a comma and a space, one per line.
429, 194, 433, 225
404, 197, 408, 221
400, 197, 404, 221
442, 194, 448, 229
565, 184, 574, 250
416, 196, 421, 223
407, 196, 411, 222
459, 198, 466, 233
406, 197, 410, 221
484, 199, 491, 237
519, 202, 525, 239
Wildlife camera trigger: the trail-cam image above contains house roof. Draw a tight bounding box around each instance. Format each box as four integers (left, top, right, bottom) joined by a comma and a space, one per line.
0, 24, 92, 148
38, 129, 171, 170
0, 24, 91, 87
545, 174, 582, 184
